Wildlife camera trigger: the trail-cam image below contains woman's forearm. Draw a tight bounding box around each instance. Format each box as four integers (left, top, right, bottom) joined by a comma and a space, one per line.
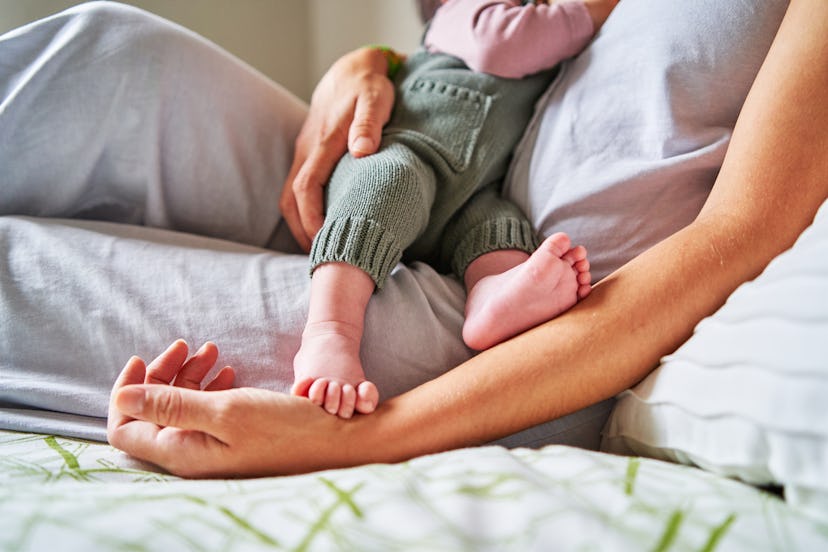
348, 219, 755, 462
346, 0, 828, 465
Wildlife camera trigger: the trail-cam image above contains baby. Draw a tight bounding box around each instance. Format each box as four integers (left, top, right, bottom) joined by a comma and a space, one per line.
292, 0, 618, 418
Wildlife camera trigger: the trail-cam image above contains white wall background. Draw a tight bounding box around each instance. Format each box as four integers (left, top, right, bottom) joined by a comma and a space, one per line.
0, 0, 425, 101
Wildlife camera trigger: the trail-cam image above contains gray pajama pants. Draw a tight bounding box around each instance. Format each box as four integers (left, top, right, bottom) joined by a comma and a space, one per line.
0, 1, 613, 447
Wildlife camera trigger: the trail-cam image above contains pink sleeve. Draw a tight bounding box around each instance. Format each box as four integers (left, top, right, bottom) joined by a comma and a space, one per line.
423, 0, 595, 79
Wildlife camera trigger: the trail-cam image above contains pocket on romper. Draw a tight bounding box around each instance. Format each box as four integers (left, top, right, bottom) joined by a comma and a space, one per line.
383, 77, 492, 173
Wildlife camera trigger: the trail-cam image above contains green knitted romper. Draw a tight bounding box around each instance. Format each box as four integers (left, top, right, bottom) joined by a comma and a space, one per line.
310, 50, 557, 288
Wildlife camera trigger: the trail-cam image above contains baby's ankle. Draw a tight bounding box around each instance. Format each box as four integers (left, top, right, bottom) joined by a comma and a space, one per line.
302, 319, 363, 344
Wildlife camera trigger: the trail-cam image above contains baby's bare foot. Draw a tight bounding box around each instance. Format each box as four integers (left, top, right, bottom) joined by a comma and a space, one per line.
291, 321, 379, 418
462, 232, 591, 351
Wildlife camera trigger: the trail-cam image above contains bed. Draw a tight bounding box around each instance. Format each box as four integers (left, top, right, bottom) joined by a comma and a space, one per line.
1, 430, 825, 551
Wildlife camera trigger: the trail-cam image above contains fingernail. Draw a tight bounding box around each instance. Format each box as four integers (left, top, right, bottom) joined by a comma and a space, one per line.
351, 137, 373, 154
117, 387, 145, 415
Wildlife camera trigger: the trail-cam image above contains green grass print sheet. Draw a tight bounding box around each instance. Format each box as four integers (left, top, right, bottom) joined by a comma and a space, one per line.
1, 430, 826, 551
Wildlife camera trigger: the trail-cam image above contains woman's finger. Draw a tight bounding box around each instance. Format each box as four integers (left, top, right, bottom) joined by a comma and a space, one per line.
173, 342, 220, 390
204, 366, 235, 391
107, 355, 148, 436
108, 419, 228, 478
114, 384, 225, 434
291, 145, 333, 242
283, 112, 348, 250
144, 340, 190, 385
348, 79, 394, 157
280, 147, 313, 252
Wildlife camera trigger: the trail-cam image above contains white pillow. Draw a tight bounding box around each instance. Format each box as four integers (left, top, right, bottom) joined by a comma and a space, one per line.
602, 198, 828, 521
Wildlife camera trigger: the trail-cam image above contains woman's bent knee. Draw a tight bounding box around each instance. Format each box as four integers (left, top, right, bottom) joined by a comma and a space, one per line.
59, 1, 189, 64
66, 1, 167, 32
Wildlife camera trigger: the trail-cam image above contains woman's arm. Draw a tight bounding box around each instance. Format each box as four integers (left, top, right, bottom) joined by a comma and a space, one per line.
107, 0, 828, 477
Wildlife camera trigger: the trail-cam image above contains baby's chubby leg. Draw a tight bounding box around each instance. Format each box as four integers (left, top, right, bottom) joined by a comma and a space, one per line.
292, 263, 380, 418
462, 233, 591, 351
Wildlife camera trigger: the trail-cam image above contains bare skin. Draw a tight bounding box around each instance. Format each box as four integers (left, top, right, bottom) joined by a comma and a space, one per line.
580, 0, 619, 27
292, 233, 591, 417
291, 262, 379, 418
108, 0, 828, 478
463, 233, 590, 351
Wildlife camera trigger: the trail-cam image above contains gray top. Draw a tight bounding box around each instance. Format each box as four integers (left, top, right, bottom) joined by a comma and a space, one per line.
504, 0, 790, 281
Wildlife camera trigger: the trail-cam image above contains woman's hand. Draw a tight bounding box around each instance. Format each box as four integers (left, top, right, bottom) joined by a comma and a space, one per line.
280, 47, 396, 251
106, 340, 353, 477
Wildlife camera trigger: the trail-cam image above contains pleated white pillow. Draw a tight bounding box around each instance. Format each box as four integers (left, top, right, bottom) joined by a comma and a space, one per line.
602, 198, 828, 521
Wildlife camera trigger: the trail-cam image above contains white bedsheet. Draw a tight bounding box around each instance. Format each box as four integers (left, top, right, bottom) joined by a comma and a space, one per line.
2, 429, 826, 551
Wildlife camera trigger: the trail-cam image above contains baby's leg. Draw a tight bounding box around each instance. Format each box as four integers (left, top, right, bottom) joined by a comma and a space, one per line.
297, 141, 438, 417
292, 262, 380, 418
462, 232, 591, 350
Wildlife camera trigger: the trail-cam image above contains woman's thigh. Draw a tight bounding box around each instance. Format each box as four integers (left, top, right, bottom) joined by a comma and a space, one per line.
0, 2, 307, 247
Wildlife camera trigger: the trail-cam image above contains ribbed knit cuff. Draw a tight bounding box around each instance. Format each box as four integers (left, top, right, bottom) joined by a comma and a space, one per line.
310, 216, 403, 289
451, 217, 539, 280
